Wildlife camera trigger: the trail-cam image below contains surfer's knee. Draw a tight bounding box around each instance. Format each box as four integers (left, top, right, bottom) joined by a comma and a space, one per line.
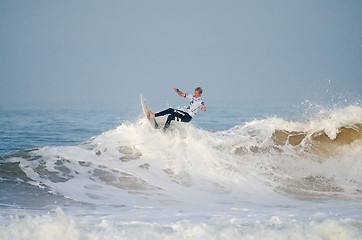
185, 117, 192, 123
167, 114, 174, 121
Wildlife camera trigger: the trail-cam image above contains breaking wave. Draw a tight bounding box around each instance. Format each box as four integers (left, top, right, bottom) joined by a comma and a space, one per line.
2, 105, 362, 207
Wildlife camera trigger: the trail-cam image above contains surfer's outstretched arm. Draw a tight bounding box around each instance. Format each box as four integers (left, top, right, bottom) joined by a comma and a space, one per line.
173, 88, 186, 98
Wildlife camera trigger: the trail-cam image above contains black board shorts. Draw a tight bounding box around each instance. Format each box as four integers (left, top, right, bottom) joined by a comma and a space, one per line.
155, 108, 192, 130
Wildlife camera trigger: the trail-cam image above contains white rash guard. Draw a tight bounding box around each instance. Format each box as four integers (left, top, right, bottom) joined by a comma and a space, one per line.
184, 94, 205, 117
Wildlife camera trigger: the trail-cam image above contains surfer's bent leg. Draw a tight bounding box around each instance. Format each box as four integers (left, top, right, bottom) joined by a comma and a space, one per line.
161, 109, 192, 130
155, 108, 174, 117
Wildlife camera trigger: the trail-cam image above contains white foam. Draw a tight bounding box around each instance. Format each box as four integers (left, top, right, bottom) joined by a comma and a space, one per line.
1, 208, 361, 240
8, 106, 362, 206
2, 105, 362, 239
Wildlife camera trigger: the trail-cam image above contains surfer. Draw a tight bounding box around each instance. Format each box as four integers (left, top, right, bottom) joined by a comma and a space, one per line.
148, 87, 206, 130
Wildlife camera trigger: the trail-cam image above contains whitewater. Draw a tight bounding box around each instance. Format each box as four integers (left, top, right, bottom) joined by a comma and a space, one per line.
1, 103, 362, 239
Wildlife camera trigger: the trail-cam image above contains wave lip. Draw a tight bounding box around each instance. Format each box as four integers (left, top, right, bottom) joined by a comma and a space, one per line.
227, 105, 362, 200
272, 123, 362, 157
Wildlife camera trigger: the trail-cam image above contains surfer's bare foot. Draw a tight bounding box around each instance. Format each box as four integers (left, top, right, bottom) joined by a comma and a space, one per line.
148, 108, 155, 118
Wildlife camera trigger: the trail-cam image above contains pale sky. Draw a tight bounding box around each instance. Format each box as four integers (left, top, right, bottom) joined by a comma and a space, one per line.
1, 0, 361, 110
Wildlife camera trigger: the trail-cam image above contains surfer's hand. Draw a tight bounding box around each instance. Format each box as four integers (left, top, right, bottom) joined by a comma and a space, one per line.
173, 88, 186, 97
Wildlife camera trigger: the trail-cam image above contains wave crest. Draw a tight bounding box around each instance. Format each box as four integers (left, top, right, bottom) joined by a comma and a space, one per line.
3, 105, 362, 204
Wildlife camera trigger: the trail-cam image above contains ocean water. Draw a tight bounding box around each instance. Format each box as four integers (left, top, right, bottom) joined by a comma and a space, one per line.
1, 101, 362, 239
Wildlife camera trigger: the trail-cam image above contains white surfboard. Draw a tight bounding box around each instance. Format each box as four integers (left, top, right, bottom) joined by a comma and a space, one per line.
140, 94, 159, 129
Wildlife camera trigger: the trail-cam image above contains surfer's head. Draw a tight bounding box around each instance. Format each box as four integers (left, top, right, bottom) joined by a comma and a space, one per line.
195, 87, 203, 94
194, 87, 203, 98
